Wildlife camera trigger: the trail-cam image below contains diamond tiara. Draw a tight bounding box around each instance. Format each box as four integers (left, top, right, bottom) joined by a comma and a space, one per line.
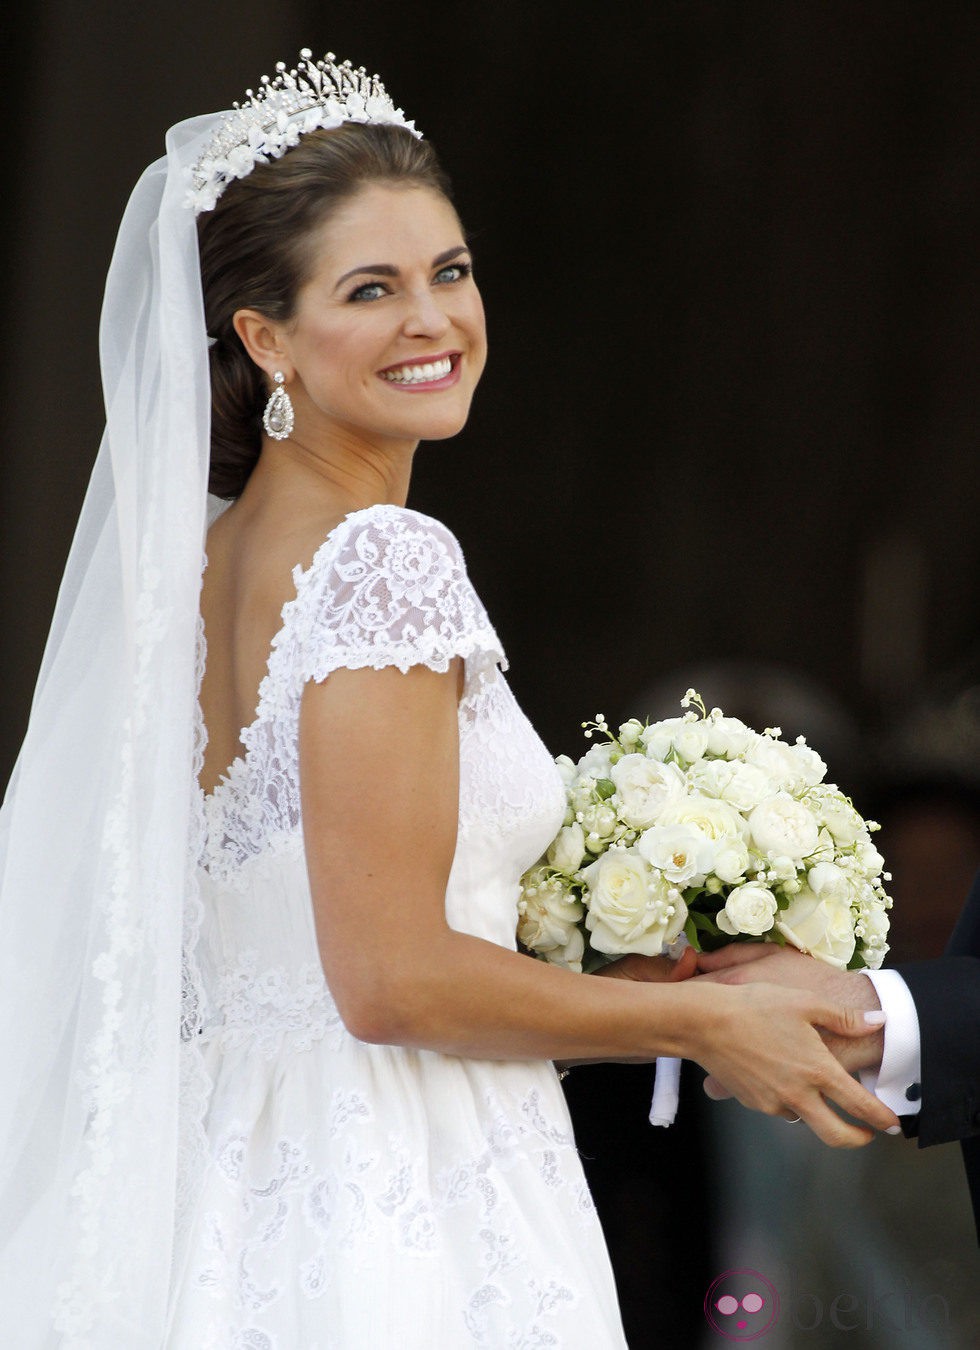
186, 48, 420, 214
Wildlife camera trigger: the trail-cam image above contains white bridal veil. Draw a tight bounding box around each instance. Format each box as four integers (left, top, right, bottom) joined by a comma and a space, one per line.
0, 112, 221, 1345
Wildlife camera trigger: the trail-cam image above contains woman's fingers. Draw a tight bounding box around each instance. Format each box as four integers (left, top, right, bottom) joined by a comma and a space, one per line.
696, 985, 899, 1145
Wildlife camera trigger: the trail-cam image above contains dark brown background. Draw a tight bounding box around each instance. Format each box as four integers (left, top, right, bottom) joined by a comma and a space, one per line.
4, 3, 980, 1345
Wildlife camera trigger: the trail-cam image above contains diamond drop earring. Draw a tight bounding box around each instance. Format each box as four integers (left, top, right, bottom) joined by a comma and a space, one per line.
263, 371, 294, 440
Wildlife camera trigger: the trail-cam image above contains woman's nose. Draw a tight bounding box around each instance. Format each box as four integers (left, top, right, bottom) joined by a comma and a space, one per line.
401, 288, 452, 339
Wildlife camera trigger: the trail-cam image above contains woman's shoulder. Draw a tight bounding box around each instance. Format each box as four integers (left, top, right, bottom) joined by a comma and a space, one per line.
287, 502, 501, 677
297, 502, 467, 588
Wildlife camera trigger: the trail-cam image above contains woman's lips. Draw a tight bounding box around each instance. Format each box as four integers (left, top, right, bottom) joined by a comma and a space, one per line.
378, 352, 461, 390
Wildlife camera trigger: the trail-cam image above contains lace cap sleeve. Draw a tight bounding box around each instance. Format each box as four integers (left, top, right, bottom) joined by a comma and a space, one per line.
289, 505, 506, 685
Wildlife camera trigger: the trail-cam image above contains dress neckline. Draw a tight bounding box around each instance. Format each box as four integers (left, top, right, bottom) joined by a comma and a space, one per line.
198, 502, 405, 803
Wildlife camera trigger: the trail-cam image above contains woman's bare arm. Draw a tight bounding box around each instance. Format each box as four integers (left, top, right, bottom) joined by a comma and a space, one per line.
299, 661, 898, 1146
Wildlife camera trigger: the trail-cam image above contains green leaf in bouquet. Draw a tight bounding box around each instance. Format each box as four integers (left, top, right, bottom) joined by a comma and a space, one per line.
594, 778, 616, 800
847, 949, 869, 971
689, 910, 723, 936
683, 916, 702, 951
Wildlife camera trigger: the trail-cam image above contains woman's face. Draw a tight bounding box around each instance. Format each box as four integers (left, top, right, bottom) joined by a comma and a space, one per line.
279, 182, 486, 451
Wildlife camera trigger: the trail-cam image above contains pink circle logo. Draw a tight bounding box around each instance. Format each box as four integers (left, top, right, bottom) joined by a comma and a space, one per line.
704, 1268, 780, 1340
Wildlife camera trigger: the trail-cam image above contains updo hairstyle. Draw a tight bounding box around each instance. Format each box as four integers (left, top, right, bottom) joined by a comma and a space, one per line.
198, 123, 452, 498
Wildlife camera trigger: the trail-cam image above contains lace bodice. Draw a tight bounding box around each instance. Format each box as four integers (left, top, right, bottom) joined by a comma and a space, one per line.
200, 504, 564, 891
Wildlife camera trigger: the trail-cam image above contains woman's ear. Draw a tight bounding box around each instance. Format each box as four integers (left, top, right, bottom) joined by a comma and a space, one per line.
233, 309, 292, 381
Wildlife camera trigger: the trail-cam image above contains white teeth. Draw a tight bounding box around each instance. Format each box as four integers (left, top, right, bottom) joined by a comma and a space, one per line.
382, 356, 453, 384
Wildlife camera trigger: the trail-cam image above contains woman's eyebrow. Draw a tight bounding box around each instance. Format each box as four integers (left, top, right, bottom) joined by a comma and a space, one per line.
333, 245, 470, 291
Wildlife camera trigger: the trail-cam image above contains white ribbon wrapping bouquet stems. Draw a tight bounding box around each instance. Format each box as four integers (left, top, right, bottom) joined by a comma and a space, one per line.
650, 1056, 682, 1127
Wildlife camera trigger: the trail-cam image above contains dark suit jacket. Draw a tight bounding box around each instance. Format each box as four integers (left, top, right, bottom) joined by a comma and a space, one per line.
896, 867, 980, 1241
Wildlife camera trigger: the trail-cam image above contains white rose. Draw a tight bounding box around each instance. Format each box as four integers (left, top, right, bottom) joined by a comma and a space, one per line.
712, 838, 752, 884
636, 823, 716, 886
745, 736, 812, 793
578, 802, 619, 848
641, 716, 710, 763
748, 794, 820, 863
555, 754, 578, 787
855, 839, 885, 878
618, 718, 645, 748
547, 823, 587, 876
581, 851, 688, 956
810, 789, 863, 847
672, 721, 711, 765
641, 717, 686, 761
716, 882, 778, 936
768, 854, 799, 884
776, 885, 856, 968
517, 874, 586, 971
806, 861, 851, 904
706, 716, 755, 759
718, 762, 773, 812
656, 793, 746, 842
610, 754, 685, 830
578, 742, 614, 780
791, 741, 828, 787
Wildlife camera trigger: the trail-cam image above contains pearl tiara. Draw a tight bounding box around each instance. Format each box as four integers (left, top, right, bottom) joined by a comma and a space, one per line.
186, 49, 421, 214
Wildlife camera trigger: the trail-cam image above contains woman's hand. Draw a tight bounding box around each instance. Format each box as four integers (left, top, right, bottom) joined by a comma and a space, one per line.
685, 972, 895, 1146
696, 944, 885, 1077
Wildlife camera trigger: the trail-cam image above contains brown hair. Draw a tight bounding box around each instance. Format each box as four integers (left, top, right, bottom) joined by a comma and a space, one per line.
197, 123, 452, 498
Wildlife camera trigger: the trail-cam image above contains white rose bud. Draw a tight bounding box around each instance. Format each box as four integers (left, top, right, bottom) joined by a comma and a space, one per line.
580, 802, 619, 846
713, 838, 752, 884
618, 718, 645, 747
716, 882, 778, 937
807, 860, 851, 904
776, 885, 857, 969
581, 851, 688, 956
672, 722, 711, 765
547, 823, 587, 876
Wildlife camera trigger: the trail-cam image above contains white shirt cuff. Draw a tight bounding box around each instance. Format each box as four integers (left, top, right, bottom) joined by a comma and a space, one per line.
860, 968, 922, 1116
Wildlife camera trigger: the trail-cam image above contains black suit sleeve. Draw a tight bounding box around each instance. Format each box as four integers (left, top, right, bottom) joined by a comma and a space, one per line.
894, 869, 980, 1148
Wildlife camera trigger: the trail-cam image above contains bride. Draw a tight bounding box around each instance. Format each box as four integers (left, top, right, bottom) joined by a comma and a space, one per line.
0, 50, 898, 1347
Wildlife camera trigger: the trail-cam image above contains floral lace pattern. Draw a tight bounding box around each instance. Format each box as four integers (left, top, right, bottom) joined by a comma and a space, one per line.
201, 505, 563, 885
175, 1081, 608, 1347
178, 506, 626, 1346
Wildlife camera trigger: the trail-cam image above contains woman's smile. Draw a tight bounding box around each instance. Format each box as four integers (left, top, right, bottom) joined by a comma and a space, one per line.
378, 351, 461, 389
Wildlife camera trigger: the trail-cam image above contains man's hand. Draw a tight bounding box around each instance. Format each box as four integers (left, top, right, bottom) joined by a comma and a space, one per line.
596, 947, 698, 984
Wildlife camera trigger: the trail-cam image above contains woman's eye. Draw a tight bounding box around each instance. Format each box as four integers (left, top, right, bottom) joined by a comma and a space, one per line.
347, 281, 389, 303
434, 261, 472, 285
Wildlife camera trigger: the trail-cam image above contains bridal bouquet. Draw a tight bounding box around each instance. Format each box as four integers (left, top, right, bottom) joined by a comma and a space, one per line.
518, 691, 892, 1121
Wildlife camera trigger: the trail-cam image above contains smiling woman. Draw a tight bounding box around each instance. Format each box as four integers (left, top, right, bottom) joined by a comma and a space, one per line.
197, 121, 477, 499
0, 47, 899, 1349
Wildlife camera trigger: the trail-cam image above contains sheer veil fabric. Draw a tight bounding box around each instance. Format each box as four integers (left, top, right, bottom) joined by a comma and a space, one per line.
0, 113, 222, 1345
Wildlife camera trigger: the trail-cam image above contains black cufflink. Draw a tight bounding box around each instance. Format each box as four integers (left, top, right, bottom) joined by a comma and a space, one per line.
905, 1082, 921, 1102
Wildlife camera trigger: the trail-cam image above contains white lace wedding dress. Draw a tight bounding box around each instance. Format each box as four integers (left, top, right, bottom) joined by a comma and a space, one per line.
170, 504, 628, 1348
